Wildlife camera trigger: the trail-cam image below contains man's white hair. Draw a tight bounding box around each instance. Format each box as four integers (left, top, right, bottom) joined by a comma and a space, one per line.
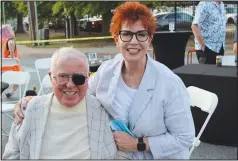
50, 47, 89, 76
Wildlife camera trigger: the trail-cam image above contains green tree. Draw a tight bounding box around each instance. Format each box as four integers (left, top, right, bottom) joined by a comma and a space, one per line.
2, 1, 27, 33
77, 1, 161, 35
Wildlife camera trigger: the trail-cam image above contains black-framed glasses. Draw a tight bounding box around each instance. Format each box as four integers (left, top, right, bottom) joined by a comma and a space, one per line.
53, 73, 88, 86
118, 30, 150, 42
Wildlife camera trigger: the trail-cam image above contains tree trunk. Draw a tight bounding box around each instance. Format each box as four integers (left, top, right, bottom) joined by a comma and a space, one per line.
16, 13, 24, 33
28, 2, 37, 41
69, 12, 75, 38
71, 14, 78, 36
102, 10, 113, 36
65, 17, 70, 39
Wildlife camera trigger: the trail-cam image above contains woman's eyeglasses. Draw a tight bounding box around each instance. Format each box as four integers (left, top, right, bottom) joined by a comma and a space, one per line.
53, 73, 88, 86
118, 30, 150, 42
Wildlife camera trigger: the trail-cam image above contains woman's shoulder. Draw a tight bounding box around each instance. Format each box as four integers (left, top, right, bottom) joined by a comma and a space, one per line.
149, 58, 184, 85
96, 53, 123, 74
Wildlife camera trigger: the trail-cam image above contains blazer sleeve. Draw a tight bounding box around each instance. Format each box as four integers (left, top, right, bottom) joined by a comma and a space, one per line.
2, 122, 21, 159
148, 81, 195, 159
3, 99, 34, 159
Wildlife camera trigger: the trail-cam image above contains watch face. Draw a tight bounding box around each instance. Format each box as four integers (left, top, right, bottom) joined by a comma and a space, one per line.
137, 143, 146, 151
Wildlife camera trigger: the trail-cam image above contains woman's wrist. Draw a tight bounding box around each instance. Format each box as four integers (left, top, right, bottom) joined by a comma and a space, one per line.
144, 137, 151, 152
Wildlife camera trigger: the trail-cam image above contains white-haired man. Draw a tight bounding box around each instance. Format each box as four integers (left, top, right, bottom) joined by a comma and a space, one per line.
3, 47, 131, 159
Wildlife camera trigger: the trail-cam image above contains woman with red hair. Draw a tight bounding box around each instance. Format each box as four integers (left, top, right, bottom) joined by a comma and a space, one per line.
89, 2, 195, 159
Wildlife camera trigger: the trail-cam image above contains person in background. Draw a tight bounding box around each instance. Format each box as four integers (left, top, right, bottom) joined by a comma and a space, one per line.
233, 29, 237, 55
13, 2, 195, 159
233, 29, 237, 67
3, 47, 131, 159
2, 38, 21, 98
191, 1, 226, 64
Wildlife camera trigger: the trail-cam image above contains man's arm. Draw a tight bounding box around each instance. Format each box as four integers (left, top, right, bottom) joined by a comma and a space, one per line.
234, 42, 237, 54
191, 24, 206, 51
191, 2, 208, 51
233, 30, 237, 54
2, 122, 21, 159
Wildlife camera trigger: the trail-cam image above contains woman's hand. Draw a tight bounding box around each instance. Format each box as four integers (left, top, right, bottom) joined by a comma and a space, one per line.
113, 131, 137, 152
13, 96, 33, 124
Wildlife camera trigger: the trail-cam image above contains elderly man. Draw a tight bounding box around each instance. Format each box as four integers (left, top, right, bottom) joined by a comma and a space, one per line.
191, 1, 226, 64
3, 47, 131, 159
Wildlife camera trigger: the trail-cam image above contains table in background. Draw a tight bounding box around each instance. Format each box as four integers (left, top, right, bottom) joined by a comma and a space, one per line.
152, 31, 192, 70
89, 61, 102, 72
173, 64, 237, 146
1, 82, 9, 93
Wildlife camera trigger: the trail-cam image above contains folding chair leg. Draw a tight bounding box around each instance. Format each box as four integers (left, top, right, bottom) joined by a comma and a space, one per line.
189, 146, 195, 157
2, 128, 9, 136
3, 113, 14, 120
38, 87, 42, 96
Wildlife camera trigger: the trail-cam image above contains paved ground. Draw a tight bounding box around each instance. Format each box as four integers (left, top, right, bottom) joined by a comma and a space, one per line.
1, 44, 237, 159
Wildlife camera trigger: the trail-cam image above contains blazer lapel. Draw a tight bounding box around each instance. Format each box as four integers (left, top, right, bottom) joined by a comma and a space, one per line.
128, 55, 157, 131
103, 57, 124, 117
33, 93, 53, 159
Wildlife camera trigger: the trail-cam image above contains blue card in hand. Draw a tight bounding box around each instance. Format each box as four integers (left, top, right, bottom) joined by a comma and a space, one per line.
110, 120, 135, 138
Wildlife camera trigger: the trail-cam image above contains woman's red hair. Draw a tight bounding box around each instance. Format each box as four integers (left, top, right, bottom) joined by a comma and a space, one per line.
110, 2, 156, 36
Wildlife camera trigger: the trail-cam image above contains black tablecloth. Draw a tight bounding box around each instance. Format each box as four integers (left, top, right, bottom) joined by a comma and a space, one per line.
152, 31, 192, 70
1, 82, 9, 93
173, 64, 237, 146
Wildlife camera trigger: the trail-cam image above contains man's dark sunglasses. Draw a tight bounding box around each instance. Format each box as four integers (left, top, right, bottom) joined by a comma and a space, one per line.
54, 73, 88, 86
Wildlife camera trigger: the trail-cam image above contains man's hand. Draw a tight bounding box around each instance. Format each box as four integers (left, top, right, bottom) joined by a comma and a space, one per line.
13, 96, 33, 124
233, 42, 237, 54
113, 131, 137, 152
202, 45, 206, 52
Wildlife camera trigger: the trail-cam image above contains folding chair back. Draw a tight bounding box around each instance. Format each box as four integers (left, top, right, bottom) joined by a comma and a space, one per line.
1, 71, 30, 136
34, 58, 52, 95
187, 86, 218, 157
2, 71, 30, 102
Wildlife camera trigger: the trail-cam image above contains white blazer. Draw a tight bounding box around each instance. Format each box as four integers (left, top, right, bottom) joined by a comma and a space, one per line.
3, 93, 132, 159
88, 54, 195, 159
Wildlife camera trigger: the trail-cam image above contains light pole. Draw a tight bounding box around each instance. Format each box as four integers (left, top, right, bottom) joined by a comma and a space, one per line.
34, 1, 39, 46
3, 2, 6, 24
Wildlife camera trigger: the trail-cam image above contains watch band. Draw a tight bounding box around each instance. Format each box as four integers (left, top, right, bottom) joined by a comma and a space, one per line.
138, 137, 144, 143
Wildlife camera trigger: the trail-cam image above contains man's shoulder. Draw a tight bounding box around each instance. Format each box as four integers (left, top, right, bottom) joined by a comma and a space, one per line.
26, 93, 52, 111
85, 94, 102, 109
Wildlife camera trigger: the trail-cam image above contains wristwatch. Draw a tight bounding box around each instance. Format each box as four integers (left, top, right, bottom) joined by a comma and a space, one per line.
137, 137, 146, 151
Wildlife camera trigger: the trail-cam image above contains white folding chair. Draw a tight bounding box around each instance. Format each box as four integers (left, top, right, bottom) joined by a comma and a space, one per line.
34, 58, 52, 95
1, 71, 30, 136
187, 86, 218, 157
